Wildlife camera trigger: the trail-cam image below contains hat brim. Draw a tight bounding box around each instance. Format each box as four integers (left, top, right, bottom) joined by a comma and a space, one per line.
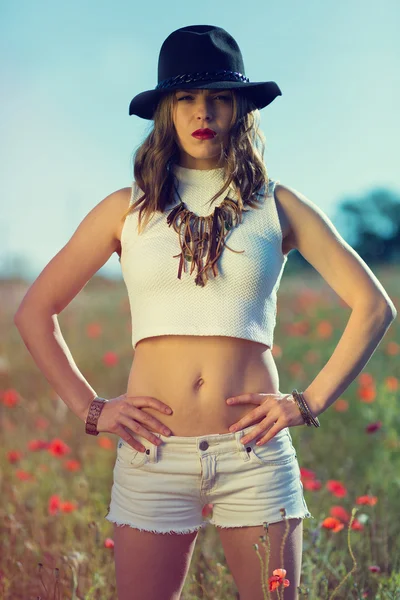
128, 81, 282, 119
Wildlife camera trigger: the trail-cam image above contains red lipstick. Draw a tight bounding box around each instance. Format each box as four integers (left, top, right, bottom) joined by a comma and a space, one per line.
192, 128, 217, 139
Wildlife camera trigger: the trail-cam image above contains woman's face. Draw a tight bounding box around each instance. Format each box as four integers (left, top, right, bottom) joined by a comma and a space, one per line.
172, 88, 234, 170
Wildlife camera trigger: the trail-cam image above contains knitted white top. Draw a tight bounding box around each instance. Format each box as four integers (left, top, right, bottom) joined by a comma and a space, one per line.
120, 164, 288, 350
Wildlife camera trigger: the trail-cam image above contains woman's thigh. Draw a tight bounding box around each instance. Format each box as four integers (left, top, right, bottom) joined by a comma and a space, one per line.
217, 518, 303, 600
113, 524, 199, 600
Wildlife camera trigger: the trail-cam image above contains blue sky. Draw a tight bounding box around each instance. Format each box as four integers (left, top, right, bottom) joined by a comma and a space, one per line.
1, 0, 399, 280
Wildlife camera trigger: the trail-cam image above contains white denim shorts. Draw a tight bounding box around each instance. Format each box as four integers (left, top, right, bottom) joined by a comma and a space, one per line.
105, 424, 315, 534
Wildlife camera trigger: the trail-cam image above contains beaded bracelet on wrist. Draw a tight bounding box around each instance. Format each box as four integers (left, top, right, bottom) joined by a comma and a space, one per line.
291, 389, 321, 428
291, 390, 317, 427
293, 394, 313, 426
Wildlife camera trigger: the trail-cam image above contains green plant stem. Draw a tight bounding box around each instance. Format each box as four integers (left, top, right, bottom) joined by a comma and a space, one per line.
328, 507, 358, 600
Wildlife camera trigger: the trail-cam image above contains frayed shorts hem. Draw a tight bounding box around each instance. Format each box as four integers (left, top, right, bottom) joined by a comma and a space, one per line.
209, 510, 316, 529
105, 514, 208, 535
105, 511, 315, 534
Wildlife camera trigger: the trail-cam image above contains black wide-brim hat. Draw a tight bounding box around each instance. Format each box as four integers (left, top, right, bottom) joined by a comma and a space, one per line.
129, 25, 282, 120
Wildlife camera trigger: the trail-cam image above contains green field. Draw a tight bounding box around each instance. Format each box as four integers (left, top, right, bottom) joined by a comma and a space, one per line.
1, 266, 399, 599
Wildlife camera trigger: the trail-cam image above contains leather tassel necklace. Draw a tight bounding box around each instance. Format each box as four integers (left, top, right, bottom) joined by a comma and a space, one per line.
166, 180, 247, 287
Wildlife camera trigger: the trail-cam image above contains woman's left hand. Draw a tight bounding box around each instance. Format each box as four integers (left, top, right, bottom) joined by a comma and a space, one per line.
226, 392, 305, 446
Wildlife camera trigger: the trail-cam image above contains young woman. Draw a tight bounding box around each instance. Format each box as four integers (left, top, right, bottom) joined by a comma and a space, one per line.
14, 25, 397, 600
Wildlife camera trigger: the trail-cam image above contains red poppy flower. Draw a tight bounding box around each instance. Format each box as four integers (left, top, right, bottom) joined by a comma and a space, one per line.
48, 494, 61, 515
300, 467, 316, 479
358, 373, 374, 387
365, 421, 382, 434
28, 439, 50, 451
104, 538, 115, 549
103, 351, 118, 366
334, 399, 349, 412
60, 501, 77, 513
7, 450, 23, 464
268, 568, 290, 592
358, 385, 376, 403
97, 436, 114, 450
368, 565, 381, 573
86, 322, 102, 338
356, 495, 378, 506
15, 469, 34, 481
385, 376, 398, 392
321, 517, 344, 532
386, 341, 399, 356
326, 480, 347, 498
48, 438, 71, 457
271, 344, 282, 359
64, 459, 81, 472
2, 388, 19, 407
330, 505, 350, 524
316, 320, 333, 339
303, 479, 322, 491
351, 519, 364, 531
287, 320, 310, 337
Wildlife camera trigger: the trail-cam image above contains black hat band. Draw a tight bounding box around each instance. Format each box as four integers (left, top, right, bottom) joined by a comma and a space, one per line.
155, 70, 250, 90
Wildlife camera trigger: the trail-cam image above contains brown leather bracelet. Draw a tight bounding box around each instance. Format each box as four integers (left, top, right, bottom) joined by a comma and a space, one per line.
85, 396, 108, 436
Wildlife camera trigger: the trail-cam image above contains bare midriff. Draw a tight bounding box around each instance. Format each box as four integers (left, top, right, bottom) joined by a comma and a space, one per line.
117, 184, 293, 438
125, 335, 281, 437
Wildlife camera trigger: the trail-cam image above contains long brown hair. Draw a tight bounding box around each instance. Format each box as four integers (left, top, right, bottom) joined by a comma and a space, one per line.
123, 89, 270, 234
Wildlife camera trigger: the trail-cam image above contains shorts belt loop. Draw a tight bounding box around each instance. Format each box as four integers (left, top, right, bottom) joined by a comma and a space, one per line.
147, 434, 161, 463
235, 430, 250, 462
146, 443, 155, 463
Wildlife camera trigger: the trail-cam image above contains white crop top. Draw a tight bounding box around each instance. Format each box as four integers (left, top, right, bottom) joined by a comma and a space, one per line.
120, 164, 288, 350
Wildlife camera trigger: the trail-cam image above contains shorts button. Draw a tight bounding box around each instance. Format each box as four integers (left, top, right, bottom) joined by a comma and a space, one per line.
146, 449, 150, 455
199, 441, 209, 451
246, 447, 251, 452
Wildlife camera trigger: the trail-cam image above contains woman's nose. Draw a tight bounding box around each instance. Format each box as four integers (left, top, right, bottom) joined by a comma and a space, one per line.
195, 97, 214, 114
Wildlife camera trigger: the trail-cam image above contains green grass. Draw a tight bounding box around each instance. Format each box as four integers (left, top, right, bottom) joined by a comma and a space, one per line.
1, 265, 399, 599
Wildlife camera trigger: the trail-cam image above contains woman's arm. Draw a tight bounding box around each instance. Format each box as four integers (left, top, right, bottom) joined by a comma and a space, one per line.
14, 311, 98, 422
14, 187, 131, 422
275, 183, 397, 416
303, 302, 395, 417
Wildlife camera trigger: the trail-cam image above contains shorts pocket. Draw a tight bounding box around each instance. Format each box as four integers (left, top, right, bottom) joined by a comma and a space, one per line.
116, 440, 148, 469
247, 429, 296, 466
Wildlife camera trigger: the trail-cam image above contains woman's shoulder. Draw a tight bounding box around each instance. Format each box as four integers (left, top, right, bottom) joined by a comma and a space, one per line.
113, 186, 135, 243
271, 182, 295, 251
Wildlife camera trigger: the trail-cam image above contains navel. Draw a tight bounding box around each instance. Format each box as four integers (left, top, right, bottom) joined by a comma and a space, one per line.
194, 376, 205, 391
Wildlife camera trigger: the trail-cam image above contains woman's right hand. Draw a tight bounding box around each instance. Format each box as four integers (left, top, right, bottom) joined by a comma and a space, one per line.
96, 394, 173, 452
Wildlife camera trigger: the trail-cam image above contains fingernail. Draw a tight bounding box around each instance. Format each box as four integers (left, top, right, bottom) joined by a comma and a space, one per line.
227, 398, 234, 404
163, 428, 171, 435
165, 408, 172, 414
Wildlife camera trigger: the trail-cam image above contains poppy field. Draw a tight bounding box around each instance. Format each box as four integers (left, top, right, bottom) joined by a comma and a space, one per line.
1, 265, 399, 599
